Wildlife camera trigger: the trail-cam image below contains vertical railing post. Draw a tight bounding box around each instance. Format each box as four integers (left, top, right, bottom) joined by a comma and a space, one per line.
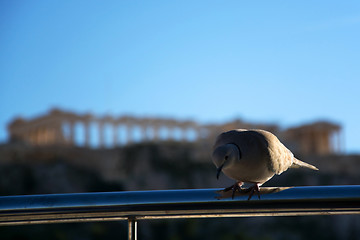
128, 217, 137, 240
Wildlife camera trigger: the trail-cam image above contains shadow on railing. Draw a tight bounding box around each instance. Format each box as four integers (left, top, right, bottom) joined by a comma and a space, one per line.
1, 185, 360, 239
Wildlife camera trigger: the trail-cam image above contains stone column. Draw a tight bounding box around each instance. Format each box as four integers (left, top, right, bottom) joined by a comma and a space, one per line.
98, 122, 104, 148
37, 128, 42, 145
197, 127, 205, 140
25, 131, 31, 145
141, 126, 148, 141
113, 124, 118, 147
43, 128, 49, 145
317, 130, 324, 155
169, 126, 176, 140
84, 122, 90, 147
57, 121, 65, 145
48, 128, 56, 145
181, 127, 187, 142
336, 130, 342, 153
35, 128, 41, 145
153, 126, 159, 141
125, 124, 132, 145
69, 122, 75, 145
31, 130, 37, 145
37, 128, 43, 145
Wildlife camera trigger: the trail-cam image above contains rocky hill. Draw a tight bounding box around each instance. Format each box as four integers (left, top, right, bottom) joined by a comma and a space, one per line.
0, 142, 359, 240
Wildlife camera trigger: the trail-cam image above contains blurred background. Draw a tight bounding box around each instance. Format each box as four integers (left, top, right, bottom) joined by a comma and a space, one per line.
1, 1, 360, 239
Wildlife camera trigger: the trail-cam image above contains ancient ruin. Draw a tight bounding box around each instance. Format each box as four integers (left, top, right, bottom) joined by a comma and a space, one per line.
7, 108, 342, 155
8, 109, 201, 147
283, 122, 342, 155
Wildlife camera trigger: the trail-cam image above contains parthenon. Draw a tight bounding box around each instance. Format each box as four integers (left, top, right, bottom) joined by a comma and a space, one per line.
7, 108, 343, 155
8, 109, 203, 148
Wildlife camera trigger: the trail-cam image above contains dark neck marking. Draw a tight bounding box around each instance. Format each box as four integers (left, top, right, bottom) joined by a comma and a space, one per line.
229, 142, 242, 159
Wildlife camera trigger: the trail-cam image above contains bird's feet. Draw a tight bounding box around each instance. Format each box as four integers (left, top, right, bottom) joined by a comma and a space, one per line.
223, 181, 244, 199
243, 183, 261, 200
223, 182, 261, 200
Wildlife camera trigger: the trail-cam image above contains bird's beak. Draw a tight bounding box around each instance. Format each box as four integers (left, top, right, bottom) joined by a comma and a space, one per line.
216, 164, 224, 180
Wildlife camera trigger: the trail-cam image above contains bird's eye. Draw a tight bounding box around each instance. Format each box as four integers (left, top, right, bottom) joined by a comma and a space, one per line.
225, 156, 229, 160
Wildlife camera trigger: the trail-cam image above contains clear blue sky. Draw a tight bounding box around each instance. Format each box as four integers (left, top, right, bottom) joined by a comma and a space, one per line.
0, 1, 359, 153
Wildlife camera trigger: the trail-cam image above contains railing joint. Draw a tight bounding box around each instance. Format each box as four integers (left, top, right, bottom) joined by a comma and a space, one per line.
128, 216, 138, 240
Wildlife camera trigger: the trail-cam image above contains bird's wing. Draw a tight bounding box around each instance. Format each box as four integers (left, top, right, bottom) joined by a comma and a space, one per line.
256, 129, 294, 175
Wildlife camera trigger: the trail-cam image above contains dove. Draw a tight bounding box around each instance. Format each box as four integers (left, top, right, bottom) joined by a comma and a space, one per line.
212, 129, 318, 200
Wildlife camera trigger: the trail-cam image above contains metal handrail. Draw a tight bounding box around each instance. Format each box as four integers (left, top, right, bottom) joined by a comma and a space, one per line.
1, 185, 360, 239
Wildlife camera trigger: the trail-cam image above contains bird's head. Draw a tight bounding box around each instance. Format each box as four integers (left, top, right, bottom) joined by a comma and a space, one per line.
212, 143, 241, 179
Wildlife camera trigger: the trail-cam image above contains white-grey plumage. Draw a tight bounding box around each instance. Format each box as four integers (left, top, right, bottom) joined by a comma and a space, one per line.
212, 129, 318, 200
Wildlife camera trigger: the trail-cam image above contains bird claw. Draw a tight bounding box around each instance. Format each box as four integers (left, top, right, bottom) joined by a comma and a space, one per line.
246, 184, 261, 201
223, 182, 243, 199
223, 182, 261, 200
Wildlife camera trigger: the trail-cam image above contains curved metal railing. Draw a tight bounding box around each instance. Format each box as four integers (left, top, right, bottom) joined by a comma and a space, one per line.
1, 185, 360, 239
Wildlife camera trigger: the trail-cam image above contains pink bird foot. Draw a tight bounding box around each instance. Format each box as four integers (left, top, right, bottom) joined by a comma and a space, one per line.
244, 183, 261, 200
223, 182, 261, 200
223, 181, 244, 199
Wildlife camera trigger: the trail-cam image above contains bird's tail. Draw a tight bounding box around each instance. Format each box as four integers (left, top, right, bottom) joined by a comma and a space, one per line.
291, 158, 319, 171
